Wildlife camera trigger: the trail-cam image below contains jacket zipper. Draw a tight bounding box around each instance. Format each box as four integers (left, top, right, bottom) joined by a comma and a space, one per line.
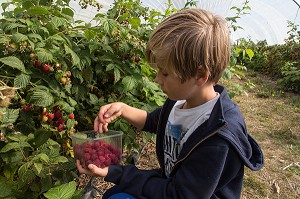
170, 123, 227, 176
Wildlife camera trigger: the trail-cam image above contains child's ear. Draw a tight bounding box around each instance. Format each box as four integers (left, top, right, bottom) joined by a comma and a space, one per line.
196, 65, 209, 86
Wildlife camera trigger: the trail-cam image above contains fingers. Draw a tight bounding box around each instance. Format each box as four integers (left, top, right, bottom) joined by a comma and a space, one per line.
76, 160, 108, 177
94, 103, 123, 133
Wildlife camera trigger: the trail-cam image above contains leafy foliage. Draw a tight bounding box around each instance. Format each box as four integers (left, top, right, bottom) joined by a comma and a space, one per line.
242, 21, 300, 92
0, 0, 255, 197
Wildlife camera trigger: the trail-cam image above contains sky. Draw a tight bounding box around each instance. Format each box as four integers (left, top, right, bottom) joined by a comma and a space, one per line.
1, 0, 299, 45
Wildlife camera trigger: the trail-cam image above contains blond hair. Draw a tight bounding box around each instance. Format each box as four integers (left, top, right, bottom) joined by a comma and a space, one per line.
145, 8, 230, 83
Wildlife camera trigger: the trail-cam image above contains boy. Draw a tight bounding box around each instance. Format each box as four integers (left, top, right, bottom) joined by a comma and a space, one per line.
77, 8, 264, 199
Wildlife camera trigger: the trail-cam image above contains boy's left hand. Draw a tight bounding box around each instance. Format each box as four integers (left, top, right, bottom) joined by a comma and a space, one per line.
76, 160, 108, 177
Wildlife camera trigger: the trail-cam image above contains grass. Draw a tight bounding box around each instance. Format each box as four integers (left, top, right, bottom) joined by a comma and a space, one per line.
230, 71, 300, 199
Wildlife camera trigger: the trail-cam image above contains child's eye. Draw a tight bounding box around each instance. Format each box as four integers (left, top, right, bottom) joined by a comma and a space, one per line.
162, 72, 168, 77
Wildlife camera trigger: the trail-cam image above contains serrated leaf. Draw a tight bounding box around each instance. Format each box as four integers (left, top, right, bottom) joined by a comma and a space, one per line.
52, 16, 67, 28
29, 86, 54, 107
12, 33, 28, 42
36, 48, 54, 62
62, 8, 74, 17
0, 108, 19, 125
27, 6, 51, 15
84, 29, 97, 40
18, 162, 36, 183
51, 156, 68, 164
0, 181, 13, 197
0, 56, 25, 72
34, 162, 43, 174
29, 128, 52, 148
44, 181, 77, 199
128, 17, 141, 29
27, 33, 43, 41
64, 44, 80, 66
14, 73, 30, 88
114, 68, 121, 83
122, 76, 138, 92
0, 142, 31, 153
4, 23, 26, 31
106, 63, 116, 71
53, 100, 74, 113
37, 153, 50, 163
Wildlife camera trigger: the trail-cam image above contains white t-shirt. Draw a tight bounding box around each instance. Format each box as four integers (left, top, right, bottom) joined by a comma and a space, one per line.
164, 93, 220, 177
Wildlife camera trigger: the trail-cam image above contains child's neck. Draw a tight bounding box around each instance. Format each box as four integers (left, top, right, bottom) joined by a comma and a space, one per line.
183, 84, 217, 109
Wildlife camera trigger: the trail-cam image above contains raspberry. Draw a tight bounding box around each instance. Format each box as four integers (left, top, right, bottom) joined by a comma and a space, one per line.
69, 113, 74, 119
84, 153, 91, 160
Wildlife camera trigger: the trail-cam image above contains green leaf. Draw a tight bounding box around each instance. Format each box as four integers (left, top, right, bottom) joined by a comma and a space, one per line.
44, 181, 77, 199
27, 33, 43, 41
27, 6, 51, 15
52, 16, 67, 28
122, 76, 138, 92
29, 86, 54, 107
38, 153, 50, 163
128, 17, 141, 29
0, 56, 26, 72
64, 44, 80, 66
12, 33, 28, 42
18, 162, 36, 183
36, 48, 54, 62
0, 108, 19, 125
114, 68, 121, 83
53, 100, 74, 113
51, 156, 68, 164
84, 29, 97, 40
14, 73, 31, 88
29, 128, 52, 148
34, 162, 43, 174
0, 181, 13, 197
62, 8, 74, 17
0, 142, 31, 153
246, 48, 254, 60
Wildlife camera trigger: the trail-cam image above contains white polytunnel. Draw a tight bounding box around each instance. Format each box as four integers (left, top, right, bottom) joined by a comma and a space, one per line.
1, 0, 299, 45
68, 0, 300, 45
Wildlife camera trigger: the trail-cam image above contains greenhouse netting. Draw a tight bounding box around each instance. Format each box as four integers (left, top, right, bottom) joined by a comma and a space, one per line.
1, 0, 299, 45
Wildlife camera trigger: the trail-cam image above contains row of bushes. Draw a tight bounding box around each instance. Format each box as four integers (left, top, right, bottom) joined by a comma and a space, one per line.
234, 21, 300, 93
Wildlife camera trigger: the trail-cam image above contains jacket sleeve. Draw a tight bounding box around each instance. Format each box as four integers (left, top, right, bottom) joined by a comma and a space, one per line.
141, 105, 163, 133
104, 137, 244, 199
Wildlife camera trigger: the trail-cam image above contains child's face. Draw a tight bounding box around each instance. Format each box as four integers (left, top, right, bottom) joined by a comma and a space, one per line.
154, 65, 199, 101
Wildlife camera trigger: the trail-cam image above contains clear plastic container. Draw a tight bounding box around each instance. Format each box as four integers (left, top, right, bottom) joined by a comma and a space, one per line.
71, 130, 123, 168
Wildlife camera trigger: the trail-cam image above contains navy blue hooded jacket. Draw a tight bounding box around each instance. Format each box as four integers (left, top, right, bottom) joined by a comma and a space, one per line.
105, 84, 264, 199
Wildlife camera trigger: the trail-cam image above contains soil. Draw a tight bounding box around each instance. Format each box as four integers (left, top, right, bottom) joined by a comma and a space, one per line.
78, 71, 300, 199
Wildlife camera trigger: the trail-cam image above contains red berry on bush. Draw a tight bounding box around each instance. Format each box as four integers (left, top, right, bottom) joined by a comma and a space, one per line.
57, 124, 64, 132
54, 110, 62, 119
69, 113, 74, 119
66, 71, 72, 77
23, 104, 31, 112
43, 64, 51, 72
34, 60, 41, 67
134, 57, 140, 63
48, 113, 54, 120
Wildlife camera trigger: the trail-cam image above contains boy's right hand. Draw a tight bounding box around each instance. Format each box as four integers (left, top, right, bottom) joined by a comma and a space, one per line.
94, 102, 124, 133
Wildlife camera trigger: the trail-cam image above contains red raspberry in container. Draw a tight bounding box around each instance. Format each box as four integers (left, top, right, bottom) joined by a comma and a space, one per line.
71, 130, 123, 168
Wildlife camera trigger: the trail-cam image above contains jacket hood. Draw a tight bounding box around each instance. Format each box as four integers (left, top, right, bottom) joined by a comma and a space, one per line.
214, 84, 264, 171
